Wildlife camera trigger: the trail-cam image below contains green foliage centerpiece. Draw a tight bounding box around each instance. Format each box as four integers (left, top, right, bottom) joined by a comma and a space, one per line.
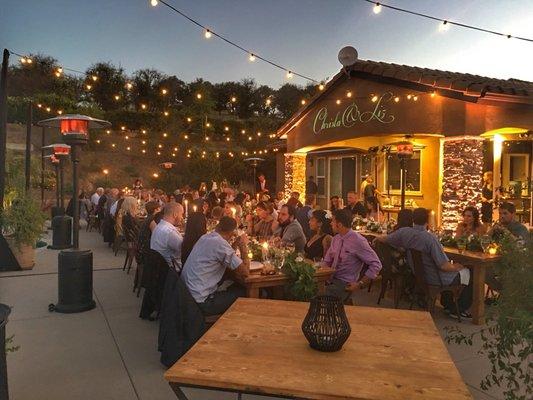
282, 252, 318, 301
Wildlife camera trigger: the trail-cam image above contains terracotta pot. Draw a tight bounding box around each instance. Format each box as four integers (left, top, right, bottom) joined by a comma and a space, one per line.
5, 237, 35, 270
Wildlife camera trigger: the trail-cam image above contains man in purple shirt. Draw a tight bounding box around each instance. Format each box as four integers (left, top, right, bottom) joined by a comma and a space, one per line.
321, 209, 382, 301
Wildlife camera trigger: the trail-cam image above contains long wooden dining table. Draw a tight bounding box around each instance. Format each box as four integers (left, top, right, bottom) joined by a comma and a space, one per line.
232, 266, 334, 298
359, 230, 500, 325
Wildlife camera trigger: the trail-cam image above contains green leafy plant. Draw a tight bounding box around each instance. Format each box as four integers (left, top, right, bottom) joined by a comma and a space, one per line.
445, 235, 532, 400
1, 194, 46, 249
5, 335, 20, 353
282, 252, 318, 301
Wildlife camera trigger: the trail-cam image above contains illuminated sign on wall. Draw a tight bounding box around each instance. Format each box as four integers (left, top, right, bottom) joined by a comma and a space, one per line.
313, 92, 396, 134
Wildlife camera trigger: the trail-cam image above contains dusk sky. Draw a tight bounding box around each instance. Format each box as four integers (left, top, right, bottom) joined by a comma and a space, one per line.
2, 0, 532, 87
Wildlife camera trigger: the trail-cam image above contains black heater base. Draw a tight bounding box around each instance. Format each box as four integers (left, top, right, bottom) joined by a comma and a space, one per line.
48, 215, 72, 250
53, 249, 96, 313
51, 206, 65, 219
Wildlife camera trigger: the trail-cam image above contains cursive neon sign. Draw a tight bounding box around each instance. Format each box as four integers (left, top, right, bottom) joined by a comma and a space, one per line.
313, 92, 396, 134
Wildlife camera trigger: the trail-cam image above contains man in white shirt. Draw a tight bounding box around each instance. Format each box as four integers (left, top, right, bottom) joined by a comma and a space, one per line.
150, 202, 184, 267
91, 187, 104, 208
181, 216, 250, 315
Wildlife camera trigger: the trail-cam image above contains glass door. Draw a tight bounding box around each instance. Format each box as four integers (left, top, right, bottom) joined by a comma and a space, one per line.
328, 156, 357, 201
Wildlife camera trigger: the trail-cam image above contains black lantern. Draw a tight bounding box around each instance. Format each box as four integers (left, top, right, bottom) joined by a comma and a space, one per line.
301, 295, 351, 352
396, 141, 414, 210
38, 114, 110, 313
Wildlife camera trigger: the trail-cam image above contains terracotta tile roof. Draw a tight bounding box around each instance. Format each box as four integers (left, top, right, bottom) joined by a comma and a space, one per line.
351, 59, 533, 97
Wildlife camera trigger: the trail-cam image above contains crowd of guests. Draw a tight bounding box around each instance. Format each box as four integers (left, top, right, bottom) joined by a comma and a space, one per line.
82, 173, 529, 324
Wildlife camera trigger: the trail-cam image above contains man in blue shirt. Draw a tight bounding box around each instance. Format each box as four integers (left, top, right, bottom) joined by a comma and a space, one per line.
379, 208, 472, 318
150, 202, 184, 267
181, 216, 250, 316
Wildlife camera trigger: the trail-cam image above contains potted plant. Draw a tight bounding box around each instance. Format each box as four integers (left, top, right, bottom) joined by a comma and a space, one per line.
1, 194, 46, 269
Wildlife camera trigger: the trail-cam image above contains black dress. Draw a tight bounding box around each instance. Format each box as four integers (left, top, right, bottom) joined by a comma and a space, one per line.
481, 185, 493, 223
304, 235, 326, 260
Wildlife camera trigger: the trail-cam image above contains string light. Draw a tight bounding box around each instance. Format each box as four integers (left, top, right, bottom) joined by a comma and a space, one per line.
142, 129, 147, 134
231, 96, 237, 103
431, 92, 437, 98
142, 149, 146, 154
91, 75, 98, 81
186, 117, 192, 122
248, 136, 252, 141
413, 95, 419, 101
248, 53, 256, 62
150, 0, 158, 7
265, 99, 272, 106
142, 140, 146, 144
336, 99, 341, 105
241, 129, 246, 134
363, 0, 531, 42
346, 91, 352, 98
206, 122, 211, 127
184, 134, 189, 139
153, 173, 159, 178
205, 136, 210, 141
126, 82, 133, 90
57, 110, 63, 115
163, 111, 169, 116
204, 29, 212, 39
112, 143, 116, 148
86, 84, 92, 90
394, 96, 400, 102
141, 103, 147, 109
161, 88, 167, 95
373, 3, 382, 14
125, 135, 129, 139
286, 71, 293, 79
114, 95, 120, 101
371, 95, 379, 102
301, 99, 306, 105
224, 126, 229, 131
163, 133, 168, 137
407, 94, 412, 100
318, 83, 325, 91
196, 93, 202, 99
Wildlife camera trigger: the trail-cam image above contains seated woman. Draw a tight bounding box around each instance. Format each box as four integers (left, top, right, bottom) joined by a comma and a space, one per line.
116, 196, 140, 244
245, 201, 276, 240
455, 206, 487, 237
304, 210, 333, 261
365, 196, 383, 221
181, 212, 207, 265
329, 196, 340, 211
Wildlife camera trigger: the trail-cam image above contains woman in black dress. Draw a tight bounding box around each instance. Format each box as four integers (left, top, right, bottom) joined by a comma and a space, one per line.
181, 212, 207, 265
304, 210, 333, 261
481, 171, 494, 224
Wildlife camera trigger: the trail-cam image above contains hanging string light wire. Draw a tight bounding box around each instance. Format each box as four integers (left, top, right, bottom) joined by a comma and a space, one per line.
152, 0, 319, 82
361, 0, 532, 43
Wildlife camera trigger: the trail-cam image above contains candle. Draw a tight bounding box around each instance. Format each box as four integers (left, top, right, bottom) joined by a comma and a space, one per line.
261, 242, 269, 261
247, 251, 253, 259
184, 199, 188, 218
429, 210, 436, 230
193, 205, 197, 212
231, 207, 237, 218
488, 246, 498, 255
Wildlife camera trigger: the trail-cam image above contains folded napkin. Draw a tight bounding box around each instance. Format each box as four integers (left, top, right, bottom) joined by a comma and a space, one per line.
459, 268, 470, 285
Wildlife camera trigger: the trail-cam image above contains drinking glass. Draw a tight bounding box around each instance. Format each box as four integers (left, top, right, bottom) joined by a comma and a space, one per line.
457, 237, 467, 254
480, 235, 491, 253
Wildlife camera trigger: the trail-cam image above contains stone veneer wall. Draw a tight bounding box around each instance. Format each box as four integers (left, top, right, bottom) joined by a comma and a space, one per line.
283, 153, 306, 200
441, 137, 484, 231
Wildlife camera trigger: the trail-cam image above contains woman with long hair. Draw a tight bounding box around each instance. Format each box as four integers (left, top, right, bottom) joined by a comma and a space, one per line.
329, 196, 340, 211
365, 196, 382, 220
116, 196, 139, 242
456, 206, 487, 237
181, 212, 207, 265
304, 210, 333, 260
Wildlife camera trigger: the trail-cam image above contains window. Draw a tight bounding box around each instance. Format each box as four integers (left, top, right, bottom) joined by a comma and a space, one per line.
316, 157, 326, 196
386, 151, 421, 192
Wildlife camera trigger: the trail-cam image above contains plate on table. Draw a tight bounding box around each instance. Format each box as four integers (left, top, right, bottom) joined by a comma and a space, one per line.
250, 261, 263, 271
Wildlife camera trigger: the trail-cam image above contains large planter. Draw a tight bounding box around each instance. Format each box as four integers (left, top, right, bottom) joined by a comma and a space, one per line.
5, 237, 35, 270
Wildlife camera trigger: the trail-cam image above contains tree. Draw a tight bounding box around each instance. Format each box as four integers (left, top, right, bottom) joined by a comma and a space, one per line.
273, 83, 306, 119
85, 62, 127, 111
131, 68, 166, 111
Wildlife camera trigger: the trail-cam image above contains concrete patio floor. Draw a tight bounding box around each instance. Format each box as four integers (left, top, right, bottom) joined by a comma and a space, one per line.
1, 228, 505, 400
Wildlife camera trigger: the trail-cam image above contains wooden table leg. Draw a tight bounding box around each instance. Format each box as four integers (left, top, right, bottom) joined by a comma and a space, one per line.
247, 286, 260, 298
471, 266, 486, 325
318, 281, 326, 295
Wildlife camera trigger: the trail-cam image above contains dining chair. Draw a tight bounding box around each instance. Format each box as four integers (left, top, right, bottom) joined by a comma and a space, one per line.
409, 249, 463, 322
374, 241, 404, 308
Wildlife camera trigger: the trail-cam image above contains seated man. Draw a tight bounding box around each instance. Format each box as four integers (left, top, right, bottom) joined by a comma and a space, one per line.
181, 216, 250, 316
275, 204, 306, 253
322, 209, 382, 301
492, 202, 530, 243
380, 208, 471, 318
344, 191, 367, 218
150, 202, 184, 267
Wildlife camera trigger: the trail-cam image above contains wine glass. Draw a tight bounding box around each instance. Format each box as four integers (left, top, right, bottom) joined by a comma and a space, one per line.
480, 235, 491, 253
457, 236, 467, 254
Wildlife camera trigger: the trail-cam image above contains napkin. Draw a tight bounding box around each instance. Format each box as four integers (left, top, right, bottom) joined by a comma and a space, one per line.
459, 268, 470, 285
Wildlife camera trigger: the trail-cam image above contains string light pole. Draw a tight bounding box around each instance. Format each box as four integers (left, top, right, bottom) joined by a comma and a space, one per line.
38, 114, 110, 314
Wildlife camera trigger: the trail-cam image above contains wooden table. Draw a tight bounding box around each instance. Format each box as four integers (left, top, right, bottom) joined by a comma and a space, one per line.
233, 267, 334, 299
443, 248, 500, 325
358, 230, 500, 325
165, 298, 472, 400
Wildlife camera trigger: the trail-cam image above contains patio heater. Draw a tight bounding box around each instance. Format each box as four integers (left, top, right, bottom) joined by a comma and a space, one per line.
38, 114, 110, 313
244, 157, 265, 196
396, 142, 414, 210
43, 144, 72, 249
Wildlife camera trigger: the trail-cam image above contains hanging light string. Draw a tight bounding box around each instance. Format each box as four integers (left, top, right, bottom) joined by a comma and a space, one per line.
151, 0, 319, 82
364, 0, 532, 43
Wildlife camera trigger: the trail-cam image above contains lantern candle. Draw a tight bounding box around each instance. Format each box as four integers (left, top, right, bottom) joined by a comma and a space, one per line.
184, 200, 188, 218
261, 242, 269, 261
193, 205, 197, 213
488, 246, 498, 255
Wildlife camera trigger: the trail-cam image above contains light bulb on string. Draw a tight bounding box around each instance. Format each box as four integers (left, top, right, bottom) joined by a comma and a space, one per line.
186, 117, 192, 122
224, 126, 229, 131
248, 53, 256, 62
336, 99, 341, 105
371, 95, 379, 102
114, 95, 120, 101
141, 103, 147, 110
204, 29, 212, 39
318, 83, 325, 91
91, 75, 98, 81
301, 99, 306, 105
265, 99, 271, 106
394, 96, 400, 103
241, 129, 246, 134
126, 82, 133, 90
373, 3, 382, 14
346, 91, 352, 98
231, 96, 237, 103
86, 84, 92, 90
164, 111, 169, 116
150, 0, 158, 6
439, 20, 450, 32
286, 71, 293, 79
196, 93, 202, 99
161, 88, 167, 95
